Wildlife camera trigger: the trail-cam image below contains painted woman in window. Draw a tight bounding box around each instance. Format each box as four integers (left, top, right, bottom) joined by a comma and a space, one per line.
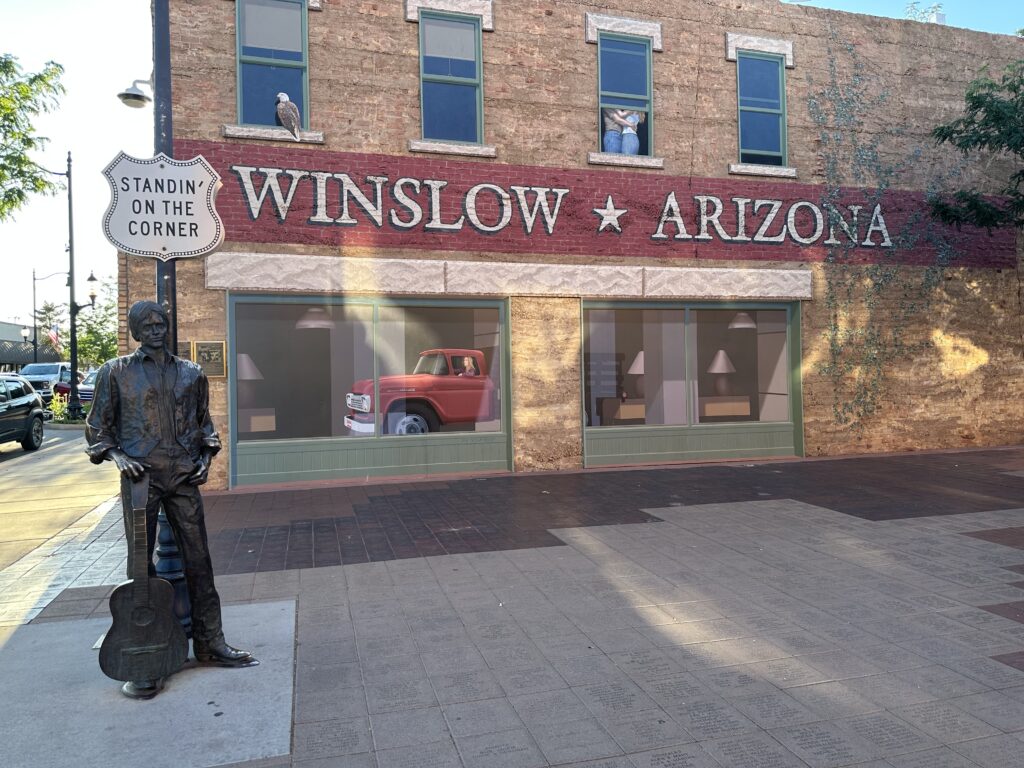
602, 109, 645, 154
620, 110, 645, 155
458, 356, 479, 377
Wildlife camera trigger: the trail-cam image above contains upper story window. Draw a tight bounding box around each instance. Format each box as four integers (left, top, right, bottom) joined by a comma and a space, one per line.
237, 0, 308, 129
598, 34, 652, 158
737, 51, 786, 166
726, 33, 796, 178
419, 12, 483, 144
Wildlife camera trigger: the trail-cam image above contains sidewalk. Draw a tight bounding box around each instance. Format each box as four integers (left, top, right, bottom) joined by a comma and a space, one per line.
3, 447, 1024, 767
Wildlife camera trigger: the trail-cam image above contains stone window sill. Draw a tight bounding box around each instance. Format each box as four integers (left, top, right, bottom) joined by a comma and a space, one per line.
728, 163, 797, 179
588, 152, 665, 170
408, 139, 497, 158
222, 125, 325, 144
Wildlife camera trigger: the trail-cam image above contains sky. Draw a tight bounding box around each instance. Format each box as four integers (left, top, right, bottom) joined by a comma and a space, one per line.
0, 1, 1020, 329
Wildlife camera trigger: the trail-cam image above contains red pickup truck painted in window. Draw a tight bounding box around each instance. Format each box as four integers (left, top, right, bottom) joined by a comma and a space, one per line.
344, 349, 496, 435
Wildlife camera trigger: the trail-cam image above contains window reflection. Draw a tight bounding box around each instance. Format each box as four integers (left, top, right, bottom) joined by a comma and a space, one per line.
694, 309, 789, 423
235, 303, 374, 440
584, 307, 790, 428
584, 309, 686, 427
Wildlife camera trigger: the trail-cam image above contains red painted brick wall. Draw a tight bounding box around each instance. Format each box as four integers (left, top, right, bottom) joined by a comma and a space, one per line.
177, 140, 1015, 270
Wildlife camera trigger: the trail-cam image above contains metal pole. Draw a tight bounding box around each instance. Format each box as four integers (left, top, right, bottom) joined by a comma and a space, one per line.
151, 0, 190, 636
66, 151, 84, 421
153, 0, 176, 353
31, 270, 38, 363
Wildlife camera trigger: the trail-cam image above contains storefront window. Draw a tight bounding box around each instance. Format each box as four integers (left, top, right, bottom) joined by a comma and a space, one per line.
693, 309, 789, 423
234, 302, 374, 440
375, 305, 501, 435
584, 309, 686, 427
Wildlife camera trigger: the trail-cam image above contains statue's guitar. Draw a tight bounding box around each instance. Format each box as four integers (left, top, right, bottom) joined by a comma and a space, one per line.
99, 477, 188, 682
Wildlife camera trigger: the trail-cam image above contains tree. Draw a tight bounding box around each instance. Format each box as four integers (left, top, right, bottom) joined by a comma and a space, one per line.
905, 2, 943, 22
34, 300, 68, 355
929, 61, 1024, 231
76, 281, 118, 368
0, 55, 64, 222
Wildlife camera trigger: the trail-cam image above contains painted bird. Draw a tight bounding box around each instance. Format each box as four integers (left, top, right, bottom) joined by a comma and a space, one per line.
276, 92, 301, 140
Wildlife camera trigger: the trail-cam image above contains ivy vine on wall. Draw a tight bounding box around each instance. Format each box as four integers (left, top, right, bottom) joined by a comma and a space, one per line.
807, 26, 965, 430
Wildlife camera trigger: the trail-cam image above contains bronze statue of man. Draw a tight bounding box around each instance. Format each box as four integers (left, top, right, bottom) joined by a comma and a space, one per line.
87, 300, 255, 697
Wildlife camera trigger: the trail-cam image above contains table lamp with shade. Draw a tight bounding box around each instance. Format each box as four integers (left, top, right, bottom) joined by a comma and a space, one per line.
627, 350, 644, 399
707, 349, 736, 395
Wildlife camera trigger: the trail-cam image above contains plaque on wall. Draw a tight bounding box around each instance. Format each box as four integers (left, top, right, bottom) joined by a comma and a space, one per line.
177, 341, 193, 361
194, 341, 226, 378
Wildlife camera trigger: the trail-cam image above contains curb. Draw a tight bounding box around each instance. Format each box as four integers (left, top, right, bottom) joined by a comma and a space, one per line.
46, 423, 87, 431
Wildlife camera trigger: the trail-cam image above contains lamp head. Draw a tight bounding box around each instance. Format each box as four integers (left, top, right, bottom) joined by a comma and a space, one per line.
117, 80, 152, 108
21, 326, 30, 341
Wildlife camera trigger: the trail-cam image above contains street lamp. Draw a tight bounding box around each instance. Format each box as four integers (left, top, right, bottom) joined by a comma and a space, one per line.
35, 152, 98, 420
29, 269, 70, 363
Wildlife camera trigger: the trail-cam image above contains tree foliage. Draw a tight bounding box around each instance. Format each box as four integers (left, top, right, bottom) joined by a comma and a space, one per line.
904, 2, 943, 22
929, 61, 1024, 231
33, 300, 68, 353
0, 54, 64, 222
76, 281, 118, 368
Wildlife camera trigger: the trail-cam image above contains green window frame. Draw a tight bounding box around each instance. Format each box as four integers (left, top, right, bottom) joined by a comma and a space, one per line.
418, 10, 484, 144
236, 0, 309, 129
597, 31, 654, 156
736, 50, 787, 166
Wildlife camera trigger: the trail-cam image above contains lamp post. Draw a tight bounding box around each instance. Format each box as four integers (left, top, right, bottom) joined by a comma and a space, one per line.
29, 269, 69, 363
20, 326, 30, 366
117, 0, 190, 636
34, 152, 98, 418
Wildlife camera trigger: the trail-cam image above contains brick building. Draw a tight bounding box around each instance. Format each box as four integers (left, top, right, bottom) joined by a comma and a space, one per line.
121, 0, 1023, 490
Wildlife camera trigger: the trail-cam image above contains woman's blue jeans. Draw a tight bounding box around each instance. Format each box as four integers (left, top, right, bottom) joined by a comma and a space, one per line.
622, 131, 640, 155
603, 129, 623, 153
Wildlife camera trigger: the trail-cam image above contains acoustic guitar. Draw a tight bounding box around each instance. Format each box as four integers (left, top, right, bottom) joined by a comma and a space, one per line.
99, 477, 188, 682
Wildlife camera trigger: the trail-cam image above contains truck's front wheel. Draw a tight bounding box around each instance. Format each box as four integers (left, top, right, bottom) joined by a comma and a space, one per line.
385, 403, 440, 435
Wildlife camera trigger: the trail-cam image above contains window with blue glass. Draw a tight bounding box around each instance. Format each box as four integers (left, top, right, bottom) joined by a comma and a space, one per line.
598, 34, 652, 157
419, 13, 482, 144
237, 0, 307, 129
737, 51, 786, 166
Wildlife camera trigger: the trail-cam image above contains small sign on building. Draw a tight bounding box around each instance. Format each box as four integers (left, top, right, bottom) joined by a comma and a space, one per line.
102, 152, 224, 261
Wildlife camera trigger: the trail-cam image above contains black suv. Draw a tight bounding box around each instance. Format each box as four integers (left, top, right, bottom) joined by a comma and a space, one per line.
0, 373, 46, 452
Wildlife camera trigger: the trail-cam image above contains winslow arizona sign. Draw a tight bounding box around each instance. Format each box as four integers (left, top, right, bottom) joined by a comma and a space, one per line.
102, 152, 225, 261
228, 164, 894, 247
175, 141, 1016, 269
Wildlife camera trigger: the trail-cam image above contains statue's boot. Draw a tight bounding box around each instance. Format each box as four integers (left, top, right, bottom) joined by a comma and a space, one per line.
194, 641, 259, 668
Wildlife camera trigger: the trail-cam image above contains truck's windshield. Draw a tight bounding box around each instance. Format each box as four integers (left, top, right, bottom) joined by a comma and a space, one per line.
413, 354, 449, 376
20, 364, 60, 375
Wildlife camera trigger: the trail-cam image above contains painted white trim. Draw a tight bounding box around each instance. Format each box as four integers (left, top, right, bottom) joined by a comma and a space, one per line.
585, 12, 663, 51
644, 266, 812, 300
208, 253, 447, 294
728, 163, 798, 179
408, 139, 497, 158
405, 0, 494, 30
207, 253, 814, 301
222, 125, 325, 144
588, 152, 665, 170
726, 33, 795, 67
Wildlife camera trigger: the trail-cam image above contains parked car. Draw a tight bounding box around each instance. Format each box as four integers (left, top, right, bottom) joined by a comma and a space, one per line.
0, 373, 46, 451
18, 363, 81, 405
345, 348, 496, 435
53, 369, 97, 403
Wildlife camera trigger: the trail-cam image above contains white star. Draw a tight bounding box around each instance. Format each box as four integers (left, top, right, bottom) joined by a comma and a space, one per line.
593, 195, 627, 233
